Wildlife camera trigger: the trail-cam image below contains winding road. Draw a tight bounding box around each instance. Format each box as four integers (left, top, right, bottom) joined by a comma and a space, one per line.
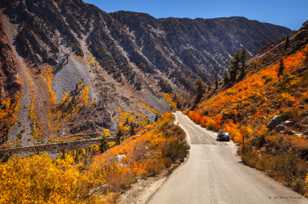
148, 112, 308, 204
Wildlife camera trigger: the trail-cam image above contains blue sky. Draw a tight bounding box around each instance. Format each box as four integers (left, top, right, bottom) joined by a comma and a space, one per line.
84, 0, 307, 30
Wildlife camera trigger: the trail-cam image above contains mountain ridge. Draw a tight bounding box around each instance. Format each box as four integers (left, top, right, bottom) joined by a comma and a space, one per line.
108, 9, 293, 31
0, 0, 291, 145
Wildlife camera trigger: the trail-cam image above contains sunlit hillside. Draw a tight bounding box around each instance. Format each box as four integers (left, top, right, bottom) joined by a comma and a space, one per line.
0, 113, 189, 203
188, 31, 308, 195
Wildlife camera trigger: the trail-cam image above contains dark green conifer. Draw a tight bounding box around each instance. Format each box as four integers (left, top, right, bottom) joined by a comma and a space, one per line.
278, 59, 285, 79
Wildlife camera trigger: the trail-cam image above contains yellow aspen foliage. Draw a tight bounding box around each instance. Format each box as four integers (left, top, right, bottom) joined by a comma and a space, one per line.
80, 85, 90, 106
28, 97, 43, 140
41, 66, 57, 105
141, 102, 160, 115
102, 128, 111, 137
87, 54, 99, 68
162, 93, 177, 110
117, 110, 149, 134
0, 154, 84, 204
0, 113, 188, 203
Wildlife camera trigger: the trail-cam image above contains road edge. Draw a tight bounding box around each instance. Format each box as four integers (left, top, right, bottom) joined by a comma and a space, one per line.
117, 112, 192, 204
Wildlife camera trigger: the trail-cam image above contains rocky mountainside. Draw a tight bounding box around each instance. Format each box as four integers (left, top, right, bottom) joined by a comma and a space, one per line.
0, 18, 20, 144
0, 0, 291, 146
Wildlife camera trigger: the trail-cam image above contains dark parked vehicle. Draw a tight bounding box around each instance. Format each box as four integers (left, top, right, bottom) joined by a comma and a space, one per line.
216, 132, 230, 141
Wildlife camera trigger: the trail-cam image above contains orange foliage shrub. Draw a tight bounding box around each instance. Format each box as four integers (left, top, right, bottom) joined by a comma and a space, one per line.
188, 111, 202, 123
223, 121, 243, 143
187, 44, 308, 145
188, 111, 221, 131
88, 112, 188, 188
283, 45, 307, 72
280, 92, 299, 107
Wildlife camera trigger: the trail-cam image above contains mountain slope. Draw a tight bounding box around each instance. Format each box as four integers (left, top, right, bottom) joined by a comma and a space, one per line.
0, 0, 291, 146
188, 23, 308, 196
0, 18, 20, 144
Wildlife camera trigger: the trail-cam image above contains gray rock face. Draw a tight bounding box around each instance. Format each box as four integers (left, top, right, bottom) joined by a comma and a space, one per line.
0, 0, 292, 144
0, 0, 291, 92
0, 18, 20, 144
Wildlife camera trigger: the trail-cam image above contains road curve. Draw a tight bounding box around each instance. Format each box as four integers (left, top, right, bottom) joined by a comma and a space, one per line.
148, 112, 308, 204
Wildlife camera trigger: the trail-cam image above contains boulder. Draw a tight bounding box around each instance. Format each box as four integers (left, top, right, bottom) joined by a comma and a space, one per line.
274, 124, 286, 132
88, 184, 110, 196
267, 114, 290, 130
283, 120, 296, 127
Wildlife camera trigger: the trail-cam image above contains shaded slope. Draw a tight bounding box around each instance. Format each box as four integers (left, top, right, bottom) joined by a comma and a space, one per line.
0, 16, 20, 144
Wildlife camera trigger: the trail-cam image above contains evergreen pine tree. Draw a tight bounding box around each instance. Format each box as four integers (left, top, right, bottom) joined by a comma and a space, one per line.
214, 79, 219, 90
129, 124, 135, 136
124, 118, 129, 126
223, 71, 230, 87
238, 49, 248, 80
115, 129, 123, 145
229, 51, 241, 82
99, 136, 108, 153
154, 114, 159, 122
192, 80, 205, 109
278, 59, 285, 79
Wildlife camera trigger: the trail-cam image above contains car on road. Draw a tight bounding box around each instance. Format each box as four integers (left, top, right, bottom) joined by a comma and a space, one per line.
216, 132, 230, 141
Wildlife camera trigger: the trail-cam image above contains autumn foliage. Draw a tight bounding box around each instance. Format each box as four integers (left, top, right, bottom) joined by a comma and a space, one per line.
0, 94, 20, 143
187, 111, 221, 131
188, 44, 308, 195
0, 113, 189, 203
189, 45, 308, 141
0, 154, 85, 204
